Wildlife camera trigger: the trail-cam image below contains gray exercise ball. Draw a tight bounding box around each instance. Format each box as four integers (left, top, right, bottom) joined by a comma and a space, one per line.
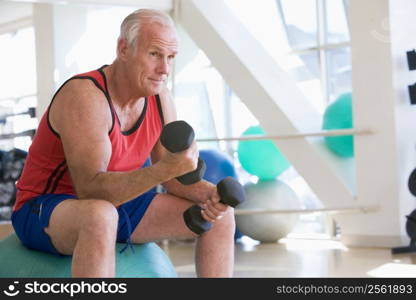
236, 179, 301, 243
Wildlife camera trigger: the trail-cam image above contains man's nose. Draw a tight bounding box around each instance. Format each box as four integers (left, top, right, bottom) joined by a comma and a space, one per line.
157, 58, 169, 74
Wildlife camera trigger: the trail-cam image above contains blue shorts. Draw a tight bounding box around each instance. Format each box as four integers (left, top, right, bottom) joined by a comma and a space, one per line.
11, 191, 157, 256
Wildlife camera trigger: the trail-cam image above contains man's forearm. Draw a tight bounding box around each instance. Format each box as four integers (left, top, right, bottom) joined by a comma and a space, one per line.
77, 161, 174, 206
162, 179, 216, 204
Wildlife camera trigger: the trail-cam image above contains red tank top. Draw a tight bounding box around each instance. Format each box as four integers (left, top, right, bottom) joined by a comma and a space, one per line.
14, 66, 165, 211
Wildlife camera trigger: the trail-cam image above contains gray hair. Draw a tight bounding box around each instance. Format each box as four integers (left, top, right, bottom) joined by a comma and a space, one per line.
119, 9, 175, 50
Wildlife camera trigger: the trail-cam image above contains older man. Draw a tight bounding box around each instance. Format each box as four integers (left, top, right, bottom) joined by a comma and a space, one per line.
12, 9, 235, 277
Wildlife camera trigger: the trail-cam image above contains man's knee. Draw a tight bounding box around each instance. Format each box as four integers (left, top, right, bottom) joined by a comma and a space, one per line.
213, 208, 235, 236
79, 199, 119, 235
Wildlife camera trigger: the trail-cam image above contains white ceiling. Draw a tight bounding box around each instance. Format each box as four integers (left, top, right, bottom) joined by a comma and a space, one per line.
0, 0, 173, 32
1, 0, 173, 11
0, 1, 32, 25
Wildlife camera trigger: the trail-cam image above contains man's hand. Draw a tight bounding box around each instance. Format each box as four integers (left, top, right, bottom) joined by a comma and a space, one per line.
199, 187, 229, 222
158, 140, 199, 180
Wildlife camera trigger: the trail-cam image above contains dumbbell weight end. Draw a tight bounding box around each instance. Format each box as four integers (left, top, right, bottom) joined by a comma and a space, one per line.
176, 157, 206, 185
183, 177, 245, 235
183, 205, 212, 235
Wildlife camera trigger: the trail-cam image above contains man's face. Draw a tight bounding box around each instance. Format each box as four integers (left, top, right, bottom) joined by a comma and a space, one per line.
126, 22, 178, 96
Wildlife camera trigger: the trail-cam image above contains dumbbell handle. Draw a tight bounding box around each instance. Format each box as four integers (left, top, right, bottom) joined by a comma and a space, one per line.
160, 120, 205, 185
176, 157, 206, 185
183, 177, 246, 235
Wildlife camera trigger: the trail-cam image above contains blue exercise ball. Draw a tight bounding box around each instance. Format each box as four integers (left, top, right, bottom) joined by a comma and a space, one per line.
199, 149, 238, 184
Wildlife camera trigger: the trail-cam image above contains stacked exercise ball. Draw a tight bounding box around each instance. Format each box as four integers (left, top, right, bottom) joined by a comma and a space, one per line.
322, 92, 354, 157
235, 180, 301, 243
235, 126, 298, 242
237, 125, 290, 180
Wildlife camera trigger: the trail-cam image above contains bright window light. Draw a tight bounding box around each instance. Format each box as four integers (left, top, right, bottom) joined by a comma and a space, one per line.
66, 6, 138, 72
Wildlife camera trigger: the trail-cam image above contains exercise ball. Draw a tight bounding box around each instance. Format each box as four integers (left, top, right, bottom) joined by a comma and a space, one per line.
0, 233, 177, 278
322, 93, 354, 157
237, 126, 290, 180
235, 179, 301, 243
199, 149, 237, 184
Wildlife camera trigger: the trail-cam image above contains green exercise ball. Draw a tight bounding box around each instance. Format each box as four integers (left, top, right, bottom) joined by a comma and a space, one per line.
0, 234, 177, 278
237, 125, 290, 180
322, 93, 354, 157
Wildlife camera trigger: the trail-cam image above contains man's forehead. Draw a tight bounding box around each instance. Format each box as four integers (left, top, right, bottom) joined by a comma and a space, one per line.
139, 23, 178, 51
150, 44, 178, 53
141, 22, 177, 39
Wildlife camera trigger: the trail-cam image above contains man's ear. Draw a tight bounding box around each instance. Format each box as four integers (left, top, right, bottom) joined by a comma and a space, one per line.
117, 38, 129, 61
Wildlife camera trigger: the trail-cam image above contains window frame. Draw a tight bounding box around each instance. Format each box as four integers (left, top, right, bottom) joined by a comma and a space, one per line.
276, 0, 351, 104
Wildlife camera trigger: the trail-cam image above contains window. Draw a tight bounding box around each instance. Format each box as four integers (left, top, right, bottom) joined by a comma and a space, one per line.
175, 1, 352, 238
174, 51, 224, 150
66, 6, 137, 72
279, 0, 351, 110
0, 26, 37, 151
177, 0, 351, 153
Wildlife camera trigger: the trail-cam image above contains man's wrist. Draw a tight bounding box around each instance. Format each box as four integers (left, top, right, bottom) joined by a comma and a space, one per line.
146, 160, 175, 183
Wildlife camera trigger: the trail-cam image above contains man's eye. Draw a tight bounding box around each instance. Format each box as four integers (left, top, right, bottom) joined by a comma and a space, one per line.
150, 52, 158, 56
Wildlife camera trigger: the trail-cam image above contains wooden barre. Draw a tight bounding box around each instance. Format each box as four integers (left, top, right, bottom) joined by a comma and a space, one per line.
196, 128, 373, 143
235, 205, 379, 215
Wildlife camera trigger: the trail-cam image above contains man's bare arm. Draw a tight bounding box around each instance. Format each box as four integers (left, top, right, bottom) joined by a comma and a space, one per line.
50, 80, 197, 206
150, 86, 218, 204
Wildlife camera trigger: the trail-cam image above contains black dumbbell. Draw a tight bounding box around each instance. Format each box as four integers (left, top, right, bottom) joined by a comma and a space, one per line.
408, 168, 416, 196
183, 176, 246, 235
391, 209, 416, 254
160, 120, 206, 185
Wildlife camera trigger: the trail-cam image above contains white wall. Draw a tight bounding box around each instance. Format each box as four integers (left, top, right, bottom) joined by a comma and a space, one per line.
332, 0, 416, 247
389, 0, 416, 234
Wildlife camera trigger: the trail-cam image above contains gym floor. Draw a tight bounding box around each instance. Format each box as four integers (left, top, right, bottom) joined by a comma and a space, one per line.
164, 236, 416, 278
1, 218, 415, 278
163, 215, 416, 278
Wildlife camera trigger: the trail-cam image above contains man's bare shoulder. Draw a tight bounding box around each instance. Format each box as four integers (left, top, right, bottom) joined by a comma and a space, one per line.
50, 78, 112, 134
157, 85, 177, 124
53, 78, 109, 112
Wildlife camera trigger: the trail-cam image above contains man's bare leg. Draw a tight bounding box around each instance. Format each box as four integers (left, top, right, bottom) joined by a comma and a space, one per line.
195, 208, 235, 277
130, 193, 235, 277
44, 199, 119, 277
